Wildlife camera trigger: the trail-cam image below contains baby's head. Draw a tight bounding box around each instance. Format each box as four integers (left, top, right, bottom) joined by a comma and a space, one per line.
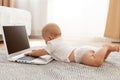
42, 23, 61, 43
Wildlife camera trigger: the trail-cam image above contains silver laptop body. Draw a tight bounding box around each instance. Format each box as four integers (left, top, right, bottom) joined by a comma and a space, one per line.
2, 25, 53, 64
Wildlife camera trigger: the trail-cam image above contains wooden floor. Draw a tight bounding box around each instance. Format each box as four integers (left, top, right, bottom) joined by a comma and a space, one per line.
0, 41, 4, 49
0, 37, 120, 50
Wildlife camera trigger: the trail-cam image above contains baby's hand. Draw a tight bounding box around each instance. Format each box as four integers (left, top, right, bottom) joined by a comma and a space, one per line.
25, 49, 48, 57
25, 50, 41, 57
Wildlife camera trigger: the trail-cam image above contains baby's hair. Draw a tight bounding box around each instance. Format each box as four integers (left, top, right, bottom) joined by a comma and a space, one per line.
42, 23, 61, 38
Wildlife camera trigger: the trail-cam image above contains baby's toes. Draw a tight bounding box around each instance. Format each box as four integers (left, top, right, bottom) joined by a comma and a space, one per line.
115, 45, 120, 52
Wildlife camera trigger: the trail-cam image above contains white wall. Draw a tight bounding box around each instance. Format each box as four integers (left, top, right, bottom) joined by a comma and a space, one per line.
16, 0, 109, 38
48, 0, 109, 38
16, 0, 48, 36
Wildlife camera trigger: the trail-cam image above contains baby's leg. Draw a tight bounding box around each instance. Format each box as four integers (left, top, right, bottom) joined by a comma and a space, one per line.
103, 43, 120, 51
81, 47, 111, 67
103, 44, 120, 59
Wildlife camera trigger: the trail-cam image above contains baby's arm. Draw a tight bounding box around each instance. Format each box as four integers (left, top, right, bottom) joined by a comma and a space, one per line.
25, 49, 48, 57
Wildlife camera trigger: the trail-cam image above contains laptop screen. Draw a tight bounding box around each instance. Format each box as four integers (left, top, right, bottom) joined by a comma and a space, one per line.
3, 26, 30, 54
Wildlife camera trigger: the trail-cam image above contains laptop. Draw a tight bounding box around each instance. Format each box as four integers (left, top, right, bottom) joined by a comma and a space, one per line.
1, 25, 53, 64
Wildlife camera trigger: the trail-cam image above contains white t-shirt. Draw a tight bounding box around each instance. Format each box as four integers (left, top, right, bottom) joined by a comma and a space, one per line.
44, 37, 75, 62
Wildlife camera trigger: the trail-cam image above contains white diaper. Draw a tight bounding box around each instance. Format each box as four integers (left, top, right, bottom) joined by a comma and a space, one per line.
74, 46, 98, 63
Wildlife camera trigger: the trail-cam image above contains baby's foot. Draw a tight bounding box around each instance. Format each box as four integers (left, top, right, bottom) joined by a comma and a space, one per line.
103, 44, 120, 52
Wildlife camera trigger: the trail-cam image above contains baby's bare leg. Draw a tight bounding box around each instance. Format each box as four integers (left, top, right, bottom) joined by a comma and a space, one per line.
103, 44, 120, 59
81, 44, 120, 67
81, 47, 111, 67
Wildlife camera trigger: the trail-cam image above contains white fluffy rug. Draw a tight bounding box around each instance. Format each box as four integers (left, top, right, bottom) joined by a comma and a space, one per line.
0, 50, 120, 80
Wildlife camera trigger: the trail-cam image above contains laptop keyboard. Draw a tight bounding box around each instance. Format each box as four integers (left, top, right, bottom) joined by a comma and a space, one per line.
17, 56, 38, 61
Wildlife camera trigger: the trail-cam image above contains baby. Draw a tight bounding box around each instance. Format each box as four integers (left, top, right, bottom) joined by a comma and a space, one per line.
26, 23, 120, 67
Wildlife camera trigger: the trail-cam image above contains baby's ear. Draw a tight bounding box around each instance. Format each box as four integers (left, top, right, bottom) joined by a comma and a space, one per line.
49, 34, 55, 40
